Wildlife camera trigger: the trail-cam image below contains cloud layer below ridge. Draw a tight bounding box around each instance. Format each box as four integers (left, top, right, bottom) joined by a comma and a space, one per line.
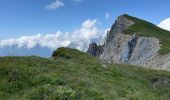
0, 19, 106, 52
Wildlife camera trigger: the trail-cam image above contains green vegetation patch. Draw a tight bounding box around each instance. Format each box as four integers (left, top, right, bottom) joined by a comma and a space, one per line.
0, 48, 170, 99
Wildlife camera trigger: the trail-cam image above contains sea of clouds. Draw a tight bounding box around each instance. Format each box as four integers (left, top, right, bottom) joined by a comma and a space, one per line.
0, 19, 107, 57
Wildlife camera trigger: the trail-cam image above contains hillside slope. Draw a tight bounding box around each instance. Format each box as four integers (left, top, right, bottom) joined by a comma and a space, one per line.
0, 47, 170, 100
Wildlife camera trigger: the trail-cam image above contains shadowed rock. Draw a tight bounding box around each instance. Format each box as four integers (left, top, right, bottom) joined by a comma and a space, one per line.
87, 42, 104, 57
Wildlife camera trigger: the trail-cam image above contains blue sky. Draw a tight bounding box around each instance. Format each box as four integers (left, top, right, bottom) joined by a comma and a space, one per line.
0, 0, 170, 39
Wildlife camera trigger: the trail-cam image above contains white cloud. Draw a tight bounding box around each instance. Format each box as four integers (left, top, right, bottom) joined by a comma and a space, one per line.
46, 0, 64, 10
105, 12, 110, 20
158, 18, 170, 31
0, 19, 106, 51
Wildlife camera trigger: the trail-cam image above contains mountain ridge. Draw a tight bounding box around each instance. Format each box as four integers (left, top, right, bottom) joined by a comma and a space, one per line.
87, 14, 170, 70
123, 14, 170, 55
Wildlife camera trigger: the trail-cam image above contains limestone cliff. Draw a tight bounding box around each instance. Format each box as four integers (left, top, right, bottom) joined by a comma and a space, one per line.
87, 14, 170, 70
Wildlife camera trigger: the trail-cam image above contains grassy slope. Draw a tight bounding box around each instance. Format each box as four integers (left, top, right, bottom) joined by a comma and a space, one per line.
0, 47, 170, 100
123, 14, 170, 55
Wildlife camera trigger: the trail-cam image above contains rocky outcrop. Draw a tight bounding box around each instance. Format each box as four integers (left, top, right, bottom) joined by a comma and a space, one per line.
87, 42, 103, 56
147, 54, 170, 70
105, 15, 135, 44
87, 15, 170, 70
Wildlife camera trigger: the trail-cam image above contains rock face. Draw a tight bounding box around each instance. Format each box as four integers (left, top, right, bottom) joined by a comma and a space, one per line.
148, 54, 170, 70
87, 15, 170, 70
87, 42, 103, 56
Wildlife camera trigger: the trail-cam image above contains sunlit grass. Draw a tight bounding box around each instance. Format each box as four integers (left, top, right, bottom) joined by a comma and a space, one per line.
0, 48, 170, 99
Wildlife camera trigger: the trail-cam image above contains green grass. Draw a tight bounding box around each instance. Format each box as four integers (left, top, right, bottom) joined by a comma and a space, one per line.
123, 14, 170, 55
0, 47, 170, 100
